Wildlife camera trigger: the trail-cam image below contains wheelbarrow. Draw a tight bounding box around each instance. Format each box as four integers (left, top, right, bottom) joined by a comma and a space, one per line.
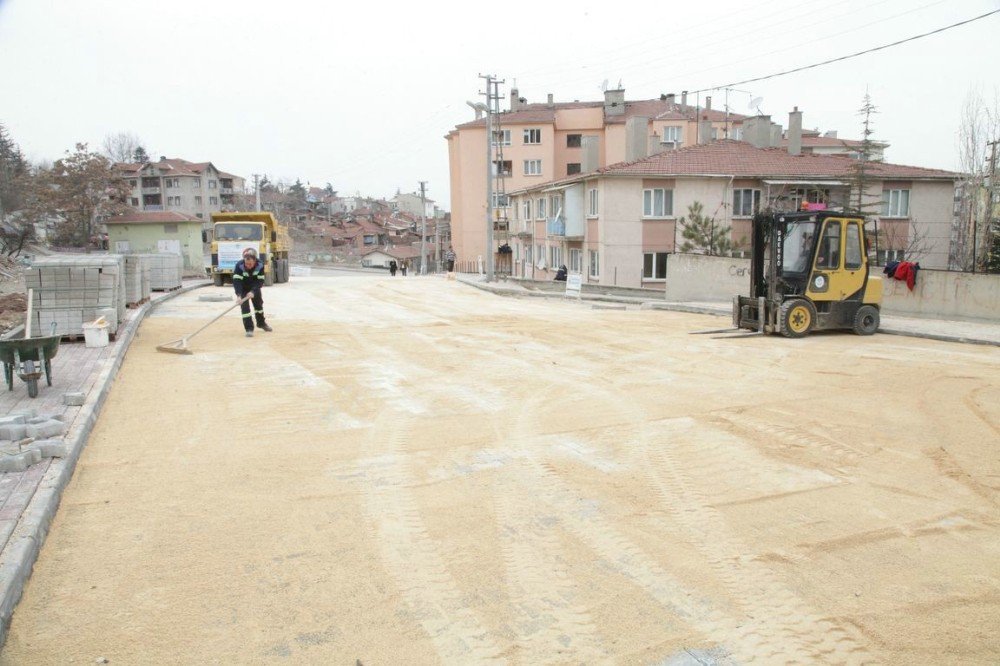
0, 324, 60, 398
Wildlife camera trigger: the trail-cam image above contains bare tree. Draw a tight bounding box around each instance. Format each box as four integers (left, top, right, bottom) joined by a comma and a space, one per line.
953, 87, 1000, 270
101, 131, 146, 164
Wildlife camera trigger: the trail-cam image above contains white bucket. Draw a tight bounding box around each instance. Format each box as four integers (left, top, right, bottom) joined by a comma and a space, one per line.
82, 321, 110, 348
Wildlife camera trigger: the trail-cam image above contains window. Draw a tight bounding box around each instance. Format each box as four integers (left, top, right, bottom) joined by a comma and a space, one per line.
549, 245, 563, 269
523, 128, 541, 144
549, 194, 563, 217
141, 177, 158, 188
733, 189, 761, 217
522, 199, 532, 221
643, 188, 673, 217
731, 126, 743, 140
163, 223, 178, 233
209, 196, 218, 205
208, 180, 217, 189
492, 193, 509, 208
166, 178, 179, 188
566, 134, 582, 148
492, 160, 512, 177
192, 178, 201, 187
196, 213, 203, 219
167, 196, 182, 205
130, 197, 139, 206
567, 163, 581, 175
589, 249, 600, 277
491, 129, 511, 146
537, 198, 547, 219
882, 189, 910, 217
524, 159, 542, 176
877, 249, 905, 264
129, 179, 137, 187
194, 196, 202, 205
643, 252, 668, 280
587, 188, 598, 217
363, 235, 375, 245
569, 248, 582, 273
661, 126, 682, 144
845, 221, 863, 269
817, 220, 842, 270
536, 243, 544, 266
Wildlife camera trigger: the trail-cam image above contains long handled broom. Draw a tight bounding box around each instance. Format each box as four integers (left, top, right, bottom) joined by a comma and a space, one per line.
156, 295, 252, 355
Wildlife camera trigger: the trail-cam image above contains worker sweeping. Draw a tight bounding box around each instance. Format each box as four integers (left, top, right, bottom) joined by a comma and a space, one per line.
233, 248, 273, 338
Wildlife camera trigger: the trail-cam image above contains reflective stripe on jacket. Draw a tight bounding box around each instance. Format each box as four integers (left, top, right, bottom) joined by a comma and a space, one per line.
233, 259, 265, 297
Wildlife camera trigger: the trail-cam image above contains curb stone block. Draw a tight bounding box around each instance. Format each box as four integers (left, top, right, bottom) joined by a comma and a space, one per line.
25, 439, 68, 459
9, 410, 36, 421
0, 417, 26, 427
0, 425, 27, 441
63, 393, 86, 407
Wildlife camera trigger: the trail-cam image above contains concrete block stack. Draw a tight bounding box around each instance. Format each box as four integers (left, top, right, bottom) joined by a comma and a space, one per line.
123, 255, 152, 305
24, 255, 125, 336
144, 253, 183, 291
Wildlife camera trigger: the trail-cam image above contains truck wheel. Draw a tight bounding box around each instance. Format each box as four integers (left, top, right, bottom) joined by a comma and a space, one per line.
213, 273, 223, 287
853, 305, 880, 335
265, 264, 275, 287
281, 258, 289, 282
779, 299, 815, 338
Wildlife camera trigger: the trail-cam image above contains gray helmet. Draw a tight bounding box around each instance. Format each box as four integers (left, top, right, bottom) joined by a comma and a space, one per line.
243, 248, 258, 259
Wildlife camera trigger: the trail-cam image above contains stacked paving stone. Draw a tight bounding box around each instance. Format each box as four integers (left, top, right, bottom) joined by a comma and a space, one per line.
123, 255, 152, 306
0, 412, 68, 473
143, 253, 183, 291
24, 255, 125, 336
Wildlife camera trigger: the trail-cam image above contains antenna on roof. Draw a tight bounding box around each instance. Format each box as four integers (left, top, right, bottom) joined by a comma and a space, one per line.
748, 97, 765, 114
599, 79, 609, 92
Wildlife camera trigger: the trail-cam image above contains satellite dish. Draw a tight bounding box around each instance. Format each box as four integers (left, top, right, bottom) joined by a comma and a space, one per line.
748, 97, 764, 114
600, 79, 609, 92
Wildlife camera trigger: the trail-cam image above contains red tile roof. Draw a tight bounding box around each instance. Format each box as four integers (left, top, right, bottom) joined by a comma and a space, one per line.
455, 98, 745, 129
593, 140, 957, 180
106, 211, 201, 224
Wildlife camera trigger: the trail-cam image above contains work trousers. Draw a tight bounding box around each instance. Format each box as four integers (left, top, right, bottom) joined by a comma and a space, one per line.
240, 289, 267, 332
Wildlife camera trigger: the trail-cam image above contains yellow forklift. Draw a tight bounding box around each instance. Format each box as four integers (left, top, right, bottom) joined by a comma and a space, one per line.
727, 211, 883, 338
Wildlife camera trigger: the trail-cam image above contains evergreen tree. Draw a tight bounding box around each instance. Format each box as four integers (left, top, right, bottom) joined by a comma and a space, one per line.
847, 92, 882, 216
132, 146, 149, 163
678, 201, 736, 255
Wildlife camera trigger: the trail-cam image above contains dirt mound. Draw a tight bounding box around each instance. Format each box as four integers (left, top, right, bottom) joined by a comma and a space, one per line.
0, 292, 27, 334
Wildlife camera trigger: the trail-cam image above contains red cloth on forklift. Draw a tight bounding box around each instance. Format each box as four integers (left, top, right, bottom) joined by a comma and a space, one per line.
893, 261, 920, 291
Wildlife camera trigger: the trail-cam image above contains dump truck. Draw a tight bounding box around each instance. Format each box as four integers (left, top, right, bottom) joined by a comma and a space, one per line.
731, 211, 882, 337
209, 212, 291, 286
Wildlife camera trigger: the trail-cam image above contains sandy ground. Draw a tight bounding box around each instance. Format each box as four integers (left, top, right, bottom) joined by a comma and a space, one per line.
3, 275, 999, 665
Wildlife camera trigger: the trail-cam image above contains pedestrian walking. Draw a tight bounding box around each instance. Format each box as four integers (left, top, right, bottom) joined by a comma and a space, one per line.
233, 248, 273, 338
401, 259, 408, 276
445, 247, 456, 272
389, 260, 398, 276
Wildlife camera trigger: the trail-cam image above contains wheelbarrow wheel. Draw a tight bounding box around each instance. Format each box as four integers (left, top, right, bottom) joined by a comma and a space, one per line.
26, 377, 38, 398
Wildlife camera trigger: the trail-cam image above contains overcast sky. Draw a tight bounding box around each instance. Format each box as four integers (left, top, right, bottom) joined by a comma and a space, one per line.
1, 0, 998, 209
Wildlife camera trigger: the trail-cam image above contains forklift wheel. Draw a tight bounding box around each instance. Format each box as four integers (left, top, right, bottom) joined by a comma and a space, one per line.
780, 299, 815, 338
853, 305, 880, 336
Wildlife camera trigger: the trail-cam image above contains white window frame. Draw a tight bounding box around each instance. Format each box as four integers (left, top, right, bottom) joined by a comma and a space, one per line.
589, 249, 600, 278
643, 252, 668, 281
523, 128, 541, 145
549, 245, 563, 270
587, 188, 598, 217
569, 248, 582, 273
209, 196, 218, 205
732, 188, 761, 217
660, 126, 682, 144
208, 180, 217, 189
522, 199, 532, 221
491, 129, 511, 146
524, 159, 542, 176
536, 197, 547, 220
192, 178, 201, 187
194, 195, 202, 205
642, 188, 673, 218
491, 193, 509, 208
882, 189, 910, 217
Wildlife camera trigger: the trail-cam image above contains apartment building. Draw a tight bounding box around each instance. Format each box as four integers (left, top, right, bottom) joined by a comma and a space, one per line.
116, 157, 245, 228
507, 138, 958, 289
392, 191, 435, 219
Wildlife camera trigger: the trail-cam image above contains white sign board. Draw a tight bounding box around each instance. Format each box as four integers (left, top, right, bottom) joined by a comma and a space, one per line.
157, 239, 181, 255
217, 241, 255, 271
565, 273, 582, 298
114, 241, 130, 253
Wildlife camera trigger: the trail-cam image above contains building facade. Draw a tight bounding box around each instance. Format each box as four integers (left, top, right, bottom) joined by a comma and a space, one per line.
506, 140, 958, 289
105, 211, 204, 272
116, 157, 246, 227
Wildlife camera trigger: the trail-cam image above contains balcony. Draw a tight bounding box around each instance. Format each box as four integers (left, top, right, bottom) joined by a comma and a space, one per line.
220, 187, 234, 195
142, 187, 160, 194
546, 216, 565, 236
144, 205, 164, 211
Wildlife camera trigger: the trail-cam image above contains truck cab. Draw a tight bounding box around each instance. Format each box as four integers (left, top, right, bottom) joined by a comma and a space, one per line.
209, 212, 291, 286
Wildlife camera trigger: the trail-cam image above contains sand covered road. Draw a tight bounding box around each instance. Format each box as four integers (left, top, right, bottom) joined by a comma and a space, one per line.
3, 275, 999, 664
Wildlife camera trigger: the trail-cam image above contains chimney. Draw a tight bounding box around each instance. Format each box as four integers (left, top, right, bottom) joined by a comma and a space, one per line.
625, 116, 649, 162
824, 130, 838, 138
510, 87, 520, 112
159, 156, 166, 161
681, 90, 688, 112
743, 115, 772, 148
547, 93, 554, 108
698, 114, 712, 144
788, 106, 802, 156
666, 93, 675, 106
604, 88, 625, 117
770, 123, 782, 148
649, 133, 661, 155
705, 96, 712, 111
581, 136, 600, 173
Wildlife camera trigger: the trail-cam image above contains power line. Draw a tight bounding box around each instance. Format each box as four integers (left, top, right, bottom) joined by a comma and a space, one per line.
690, 9, 1000, 94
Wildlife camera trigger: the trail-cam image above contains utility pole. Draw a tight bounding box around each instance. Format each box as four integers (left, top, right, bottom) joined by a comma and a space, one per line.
980, 139, 1000, 273
479, 73, 502, 282
419, 180, 428, 275
253, 174, 261, 212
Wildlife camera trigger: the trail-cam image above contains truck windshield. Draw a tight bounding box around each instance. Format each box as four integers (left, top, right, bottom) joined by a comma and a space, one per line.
782, 221, 817, 273
216, 224, 263, 241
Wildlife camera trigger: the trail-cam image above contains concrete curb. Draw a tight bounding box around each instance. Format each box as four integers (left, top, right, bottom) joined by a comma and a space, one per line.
0, 280, 210, 648
455, 277, 1000, 346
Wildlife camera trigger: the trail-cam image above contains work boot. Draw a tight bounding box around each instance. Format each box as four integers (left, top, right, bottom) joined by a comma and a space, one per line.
245, 330, 254, 338
260, 323, 273, 332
